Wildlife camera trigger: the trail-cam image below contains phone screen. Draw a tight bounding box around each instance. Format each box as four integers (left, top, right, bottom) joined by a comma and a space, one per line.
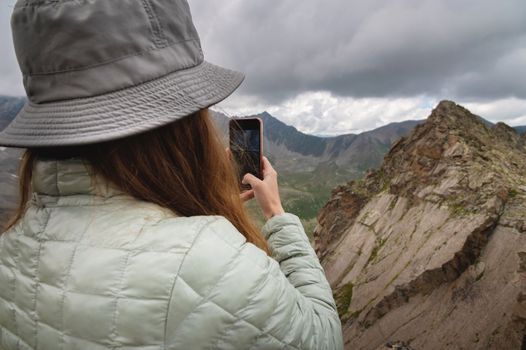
229, 118, 262, 188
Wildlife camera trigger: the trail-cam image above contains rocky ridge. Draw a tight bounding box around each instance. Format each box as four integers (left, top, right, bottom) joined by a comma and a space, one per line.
314, 101, 526, 349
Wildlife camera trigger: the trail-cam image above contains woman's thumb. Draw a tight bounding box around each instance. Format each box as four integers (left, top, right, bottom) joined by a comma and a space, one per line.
242, 173, 259, 187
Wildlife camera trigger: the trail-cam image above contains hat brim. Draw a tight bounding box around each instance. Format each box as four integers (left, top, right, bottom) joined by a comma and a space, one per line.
0, 61, 244, 147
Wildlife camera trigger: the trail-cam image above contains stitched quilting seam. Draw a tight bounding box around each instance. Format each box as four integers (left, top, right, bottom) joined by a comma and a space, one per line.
55, 160, 60, 196
109, 251, 132, 348
284, 266, 322, 278
18, 240, 188, 254
58, 208, 96, 350
0, 326, 33, 349
32, 207, 53, 349
162, 217, 218, 348
9, 223, 24, 348
3, 322, 157, 350
58, 244, 78, 350
40, 288, 169, 302
126, 216, 167, 249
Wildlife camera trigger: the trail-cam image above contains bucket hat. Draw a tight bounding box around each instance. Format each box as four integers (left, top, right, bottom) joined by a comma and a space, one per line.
0, 0, 244, 147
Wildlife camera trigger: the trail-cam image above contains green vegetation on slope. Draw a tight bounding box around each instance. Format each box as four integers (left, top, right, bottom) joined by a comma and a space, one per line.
244, 163, 363, 241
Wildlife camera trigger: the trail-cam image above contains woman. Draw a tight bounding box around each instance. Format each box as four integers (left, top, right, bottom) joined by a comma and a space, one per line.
0, 0, 343, 349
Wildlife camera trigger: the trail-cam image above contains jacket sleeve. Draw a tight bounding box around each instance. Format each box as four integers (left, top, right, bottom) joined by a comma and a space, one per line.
256, 212, 344, 349
168, 213, 344, 350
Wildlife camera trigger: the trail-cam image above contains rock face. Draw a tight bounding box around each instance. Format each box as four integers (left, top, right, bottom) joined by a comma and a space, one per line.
314, 101, 526, 349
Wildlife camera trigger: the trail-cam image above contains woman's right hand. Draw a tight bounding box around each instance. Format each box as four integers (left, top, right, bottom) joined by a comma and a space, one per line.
241, 156, 285, 220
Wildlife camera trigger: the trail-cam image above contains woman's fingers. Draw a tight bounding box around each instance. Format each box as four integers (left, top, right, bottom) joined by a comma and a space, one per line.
241, 158, 284, 219
239, 189, 255, 202
225, 147, 232, 160
262, 156, 277, 177
242, 173, 261, 188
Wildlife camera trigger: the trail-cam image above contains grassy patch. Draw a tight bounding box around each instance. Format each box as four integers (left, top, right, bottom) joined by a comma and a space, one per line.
376, 169, 392, 192
449, 202, 470, 217
335, 282, 354, 321
367, 237, 387, 265
388, 196, 397, 210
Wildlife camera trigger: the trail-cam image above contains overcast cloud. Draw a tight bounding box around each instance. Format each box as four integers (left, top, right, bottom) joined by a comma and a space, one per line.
1, 0, 526, 135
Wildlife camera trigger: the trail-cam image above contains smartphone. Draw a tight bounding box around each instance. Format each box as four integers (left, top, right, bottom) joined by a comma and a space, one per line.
229, 117, 263, 190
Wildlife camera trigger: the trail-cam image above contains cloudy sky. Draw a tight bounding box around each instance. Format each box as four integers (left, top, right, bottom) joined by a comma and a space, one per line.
1, 1, 526, 135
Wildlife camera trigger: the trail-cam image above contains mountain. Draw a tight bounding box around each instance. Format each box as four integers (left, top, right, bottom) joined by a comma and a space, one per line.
212, 110, 421, 176
214, 110, 525, 179
0, 146, 22, 226
1, 95, 524, 239
0, 96, 25, 226
0, 95, 25, 131
314, 101, 526, 349
0, 97, 420, 231
211, 111, 421, 232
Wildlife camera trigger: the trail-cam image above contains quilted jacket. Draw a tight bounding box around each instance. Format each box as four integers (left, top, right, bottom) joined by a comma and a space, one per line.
0, 158, 343, 350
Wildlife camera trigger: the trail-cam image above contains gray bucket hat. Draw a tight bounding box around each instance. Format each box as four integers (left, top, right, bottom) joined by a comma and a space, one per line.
0, 0, 244, 147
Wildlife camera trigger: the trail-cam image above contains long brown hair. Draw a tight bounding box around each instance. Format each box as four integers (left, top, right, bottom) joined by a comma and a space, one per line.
4, 109, 270, 255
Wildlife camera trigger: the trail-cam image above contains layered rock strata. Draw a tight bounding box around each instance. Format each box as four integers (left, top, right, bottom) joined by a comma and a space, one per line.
315, 101, 526, 349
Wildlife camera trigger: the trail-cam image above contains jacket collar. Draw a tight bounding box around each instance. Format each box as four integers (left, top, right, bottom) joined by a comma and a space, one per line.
32, 158, 126, 198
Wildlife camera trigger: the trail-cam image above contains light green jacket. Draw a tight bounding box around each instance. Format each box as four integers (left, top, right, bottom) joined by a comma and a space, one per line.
0, 158, 343, 349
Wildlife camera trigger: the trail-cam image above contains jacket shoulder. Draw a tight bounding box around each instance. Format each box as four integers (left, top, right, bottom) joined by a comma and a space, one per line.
131, 215, 245, 251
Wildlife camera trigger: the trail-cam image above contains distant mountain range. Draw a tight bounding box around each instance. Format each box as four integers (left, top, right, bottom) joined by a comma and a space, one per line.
0, 96, 25, 131
2, 96, 524, 178
1, 95, 525, 235
0, 96, 25, 226
211, 111, 421, 177
516, 125, 526, 134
